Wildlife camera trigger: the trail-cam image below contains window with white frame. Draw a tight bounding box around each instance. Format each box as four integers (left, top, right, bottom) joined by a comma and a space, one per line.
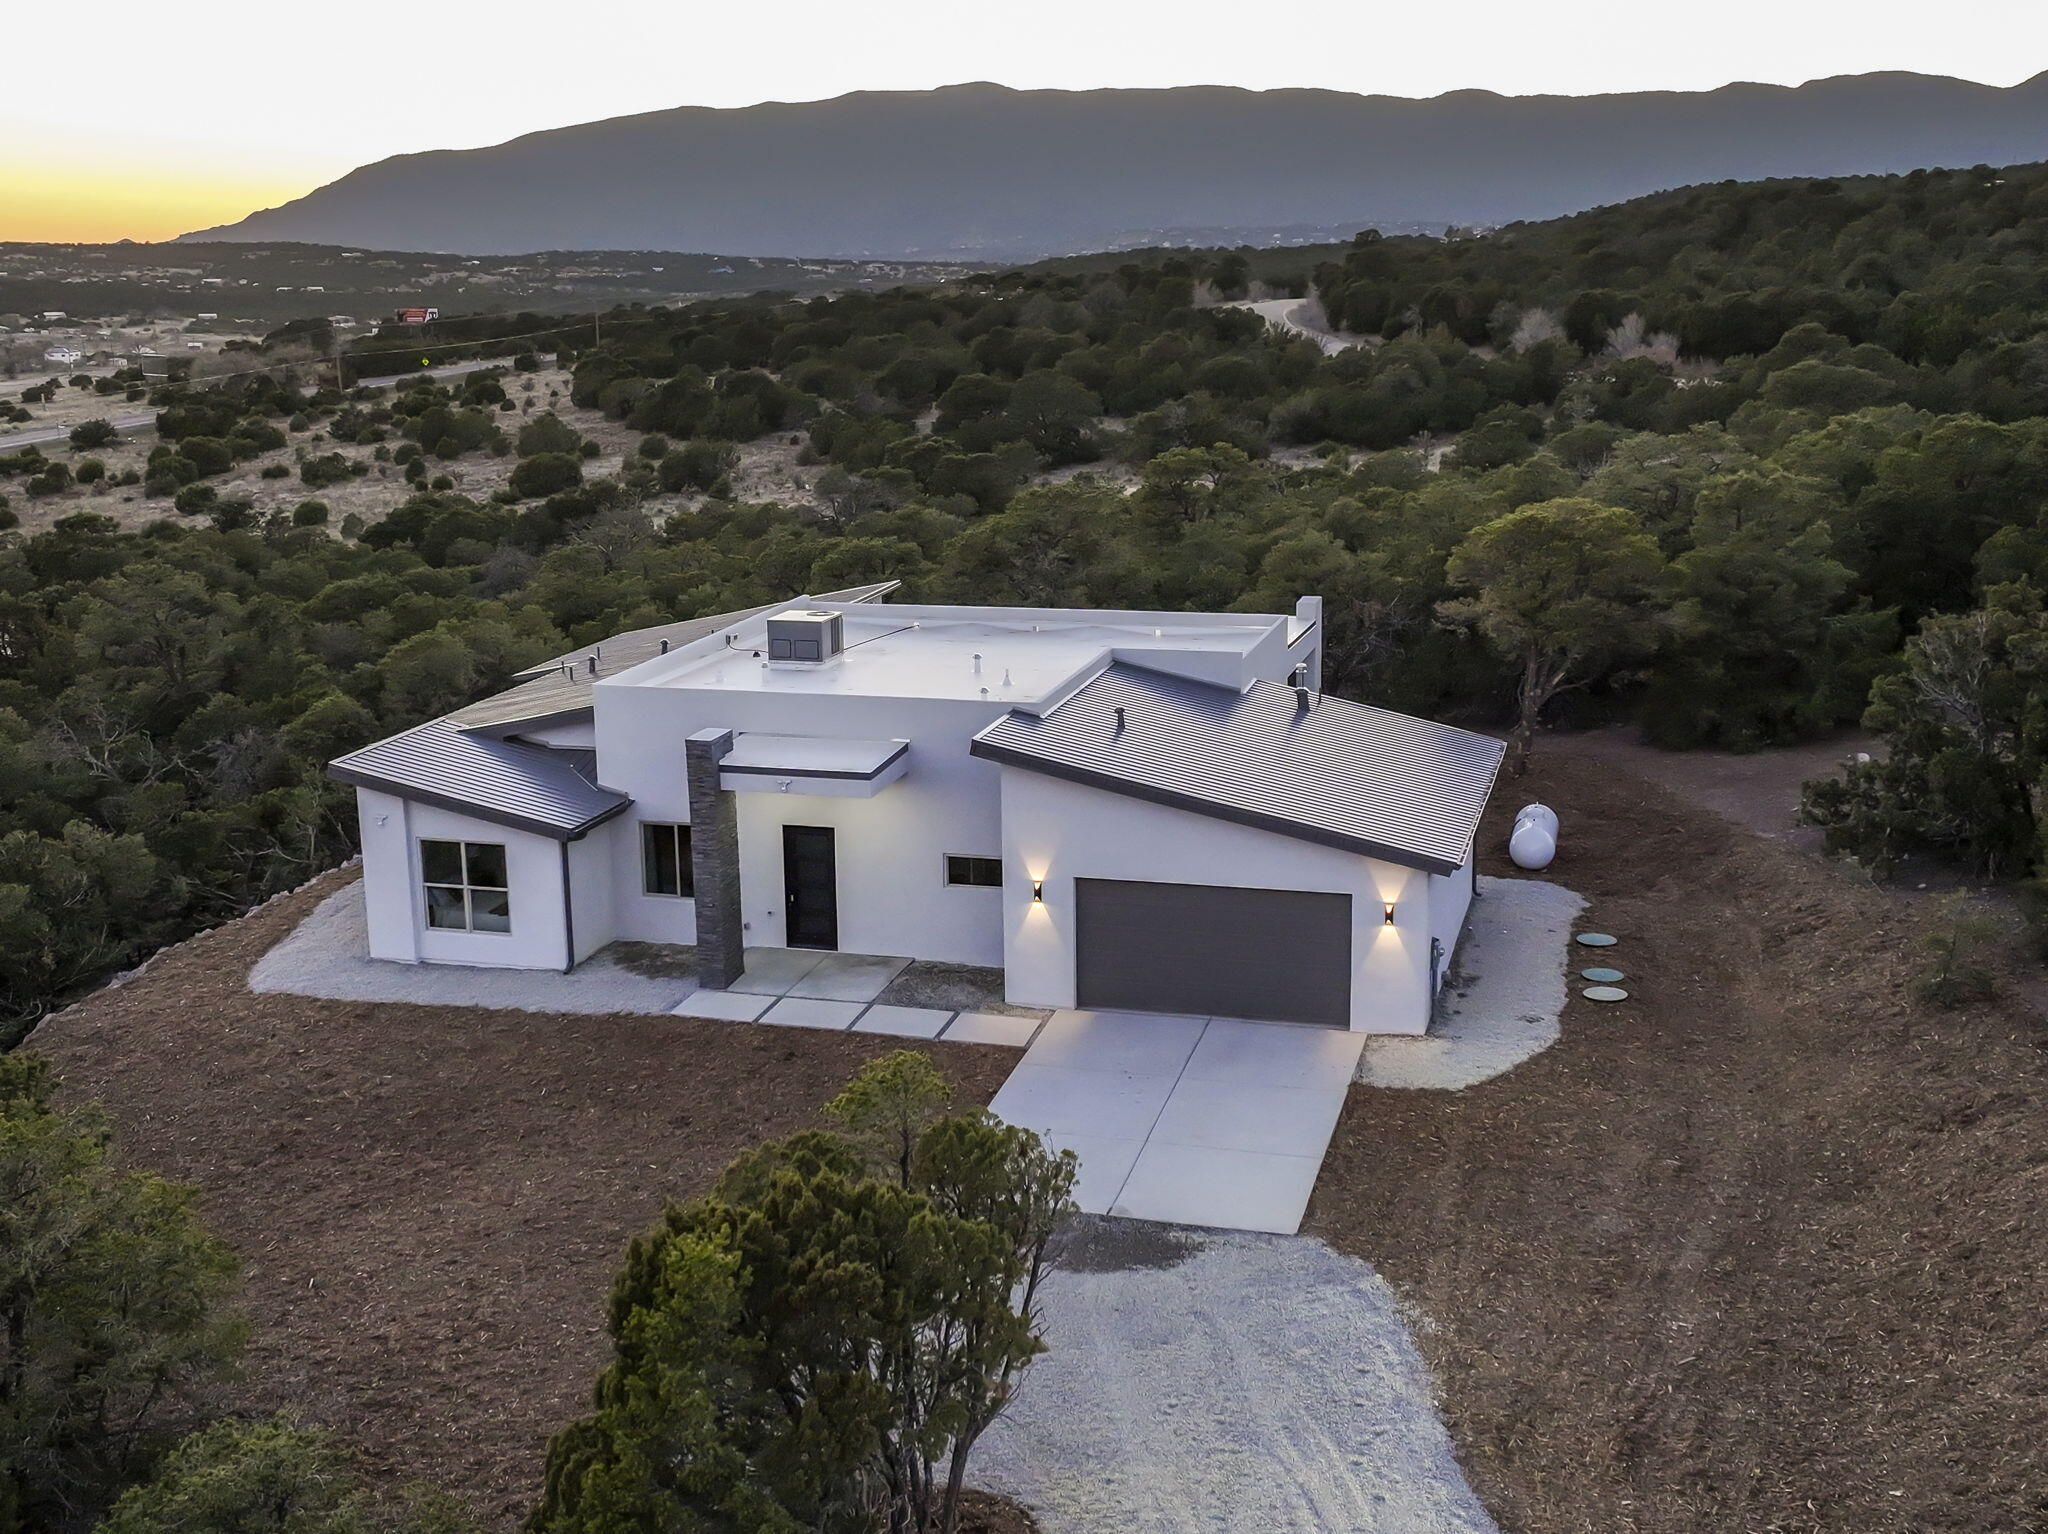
944, 854, 1002, 888
642, 823, 694, 896
420, 839, 511, 932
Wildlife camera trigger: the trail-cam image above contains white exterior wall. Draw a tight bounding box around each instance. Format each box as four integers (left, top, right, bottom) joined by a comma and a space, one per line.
593, 687, 1015, 963
566, 822, 620, 963
1429, 854, 1476, 996
353, 786, 572, 969
994, 769, 1435, 1034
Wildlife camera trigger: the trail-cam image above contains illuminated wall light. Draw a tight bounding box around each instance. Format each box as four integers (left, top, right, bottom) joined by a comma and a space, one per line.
1382, 901, 1397, 925
1032, 880, 1045, 902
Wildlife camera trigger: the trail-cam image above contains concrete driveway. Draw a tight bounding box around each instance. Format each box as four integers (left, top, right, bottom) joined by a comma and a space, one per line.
989, 1010, 1364, 1234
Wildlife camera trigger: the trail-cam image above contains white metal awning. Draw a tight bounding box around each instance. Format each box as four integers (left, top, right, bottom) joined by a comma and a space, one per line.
719, 733, 910, 798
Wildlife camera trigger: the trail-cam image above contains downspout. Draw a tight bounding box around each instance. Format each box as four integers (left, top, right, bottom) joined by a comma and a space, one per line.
559, 839, 576, 974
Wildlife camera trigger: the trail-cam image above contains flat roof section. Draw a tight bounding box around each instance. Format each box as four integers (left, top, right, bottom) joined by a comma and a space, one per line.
648, 609, 1282, 704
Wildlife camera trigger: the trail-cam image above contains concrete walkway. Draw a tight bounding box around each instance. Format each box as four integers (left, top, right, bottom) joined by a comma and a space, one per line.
249, 885, 1042, 1046
677, 948, 1046, 1046
990, 1011, 1364, 1234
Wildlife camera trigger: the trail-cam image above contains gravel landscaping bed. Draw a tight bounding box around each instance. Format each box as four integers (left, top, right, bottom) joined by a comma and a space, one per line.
978, 1219, 1495, 1534
249, 880, 693, 1014
1358, 876, 1585, 1091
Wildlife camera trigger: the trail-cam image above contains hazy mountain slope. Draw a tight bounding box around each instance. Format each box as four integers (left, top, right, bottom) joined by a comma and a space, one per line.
186, 74, 2048, 259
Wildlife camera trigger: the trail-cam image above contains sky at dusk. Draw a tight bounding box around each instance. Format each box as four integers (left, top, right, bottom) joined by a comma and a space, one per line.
5, 0, 2047, 243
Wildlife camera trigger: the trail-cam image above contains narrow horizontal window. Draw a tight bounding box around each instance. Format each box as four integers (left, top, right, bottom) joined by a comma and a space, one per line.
945, 854, 1002, 888
642, 823, 694, 897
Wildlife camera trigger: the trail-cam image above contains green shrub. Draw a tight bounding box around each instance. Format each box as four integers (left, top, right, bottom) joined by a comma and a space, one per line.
507, 451, 582, 499
299, 453, 353, 489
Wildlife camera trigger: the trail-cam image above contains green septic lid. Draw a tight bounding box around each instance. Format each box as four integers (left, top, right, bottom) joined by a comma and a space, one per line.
1581, 967, 1625, 983
1582, 985, 1630, 1003
1575, 932, 1618, 948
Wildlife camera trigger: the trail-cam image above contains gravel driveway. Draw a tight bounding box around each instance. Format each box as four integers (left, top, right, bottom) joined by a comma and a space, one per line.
977, 1221, 1497, 1534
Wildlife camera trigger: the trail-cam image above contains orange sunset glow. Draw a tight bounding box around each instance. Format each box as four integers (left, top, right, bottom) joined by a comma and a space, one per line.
1, 161, 313, 244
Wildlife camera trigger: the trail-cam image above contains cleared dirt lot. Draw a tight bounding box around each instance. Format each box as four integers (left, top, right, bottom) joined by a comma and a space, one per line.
1312, 742, 2048, 1534
32, 872, 1020, 1528
32, 737, 2048, 1534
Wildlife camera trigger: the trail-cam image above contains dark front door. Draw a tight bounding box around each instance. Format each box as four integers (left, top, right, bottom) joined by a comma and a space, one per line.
782, 825, 838, 950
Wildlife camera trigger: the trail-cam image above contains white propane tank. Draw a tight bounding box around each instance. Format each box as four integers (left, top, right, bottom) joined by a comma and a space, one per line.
1509, 821, 1556, 870
1510, 807, 1557, 870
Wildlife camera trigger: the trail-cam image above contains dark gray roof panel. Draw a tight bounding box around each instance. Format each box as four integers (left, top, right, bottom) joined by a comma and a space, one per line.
450, 582, 898, 733
970, 664, 1503, 875
329, 718, 630, 839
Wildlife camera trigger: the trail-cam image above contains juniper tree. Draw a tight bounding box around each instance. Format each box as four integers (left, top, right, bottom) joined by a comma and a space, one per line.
533, 1054, 1075, 1534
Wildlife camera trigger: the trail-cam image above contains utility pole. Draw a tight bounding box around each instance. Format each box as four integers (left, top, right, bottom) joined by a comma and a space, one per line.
593, 310, 602, 347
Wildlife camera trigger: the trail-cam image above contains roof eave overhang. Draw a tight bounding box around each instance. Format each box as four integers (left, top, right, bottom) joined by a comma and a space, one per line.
326, 763, 630, 842
454, 704, 595, 739
968, 737, 1463, 876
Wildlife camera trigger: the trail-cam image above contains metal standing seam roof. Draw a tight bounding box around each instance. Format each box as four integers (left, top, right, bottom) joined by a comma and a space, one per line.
969, 663, 1505, 875
328, 717, 630, 840
446, 581, 901, 733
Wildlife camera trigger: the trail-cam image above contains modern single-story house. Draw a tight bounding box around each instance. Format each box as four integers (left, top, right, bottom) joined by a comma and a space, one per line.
329, 587, 1504, 1033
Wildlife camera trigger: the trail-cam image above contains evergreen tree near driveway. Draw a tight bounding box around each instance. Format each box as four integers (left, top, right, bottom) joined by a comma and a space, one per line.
531, 1052, 1076, 1534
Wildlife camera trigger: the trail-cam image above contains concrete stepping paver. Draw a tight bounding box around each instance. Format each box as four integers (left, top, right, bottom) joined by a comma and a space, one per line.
757, 996, 865, 1029
788, 953, 910, 1002
674, 989, 774, 1022
941, 1011, 1044, 1047
852, 1003, 952, 1038
729, 947, 828, 996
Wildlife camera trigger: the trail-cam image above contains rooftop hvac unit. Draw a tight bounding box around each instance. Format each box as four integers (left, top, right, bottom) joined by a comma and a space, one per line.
765, 610, 844, 664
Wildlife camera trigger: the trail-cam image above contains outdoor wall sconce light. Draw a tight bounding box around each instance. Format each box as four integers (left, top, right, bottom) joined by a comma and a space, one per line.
1032, 880, 1045, 902
1383, 901, 1397, 925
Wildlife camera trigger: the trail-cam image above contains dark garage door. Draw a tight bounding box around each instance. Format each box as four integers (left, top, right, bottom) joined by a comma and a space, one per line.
1074, 878, 1352, 1027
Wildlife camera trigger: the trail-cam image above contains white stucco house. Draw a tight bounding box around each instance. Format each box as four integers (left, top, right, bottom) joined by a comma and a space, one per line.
329, 586, 1504, 1033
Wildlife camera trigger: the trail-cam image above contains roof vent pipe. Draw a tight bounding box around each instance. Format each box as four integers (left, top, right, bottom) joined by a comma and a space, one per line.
972, 653, 982, 674
1295, 685, 1312, 712
587, 655, 598, 676
659, 638, 670, 653
1113, 706, 1126, 732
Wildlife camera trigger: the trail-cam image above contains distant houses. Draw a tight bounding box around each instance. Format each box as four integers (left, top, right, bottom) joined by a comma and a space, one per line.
43, 346, 84, 366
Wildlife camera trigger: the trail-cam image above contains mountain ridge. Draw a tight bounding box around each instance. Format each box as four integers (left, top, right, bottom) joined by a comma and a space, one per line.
185, 73, 2048, 259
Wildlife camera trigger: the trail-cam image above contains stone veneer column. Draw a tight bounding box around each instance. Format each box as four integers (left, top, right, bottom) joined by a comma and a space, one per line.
684, 728, 745, 990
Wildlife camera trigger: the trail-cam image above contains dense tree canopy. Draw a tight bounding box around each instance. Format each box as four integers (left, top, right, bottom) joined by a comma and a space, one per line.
10, 161, 2048, 1019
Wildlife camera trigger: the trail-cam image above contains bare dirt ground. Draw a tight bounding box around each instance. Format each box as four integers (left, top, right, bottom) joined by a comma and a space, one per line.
1555, 723, 1877, 849
1311, 741, 2048, 1534
32, 870, 1022, 1529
